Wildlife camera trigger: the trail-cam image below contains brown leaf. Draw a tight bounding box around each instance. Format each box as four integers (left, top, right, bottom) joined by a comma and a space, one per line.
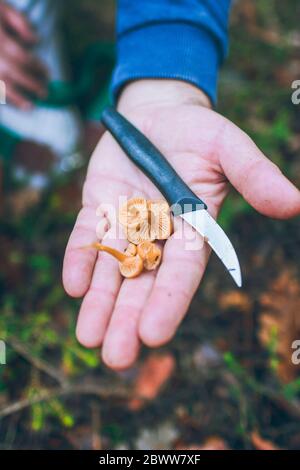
251, 431, 280, 450
129, 353, 175, 410
7, 187, 41, 216
259, 270, 300, 382
219, 290, 252, 314
176, 437, 229, 451
0, 236, 24, 286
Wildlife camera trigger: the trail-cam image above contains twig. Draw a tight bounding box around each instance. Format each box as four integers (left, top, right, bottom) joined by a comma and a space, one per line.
7, 337, 67, 386
0, 381, 130, 419
221, 370, 300, 421
259, 385, 300, 420
91, 400, 102, 450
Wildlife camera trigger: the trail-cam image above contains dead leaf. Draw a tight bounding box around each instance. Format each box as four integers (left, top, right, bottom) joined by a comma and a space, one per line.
7, 187, 41, 216
219, 290, 252, 314
259, 270, 300, 382
129, 353, 175, 410
176, 437, 229, 451
251, 431, 280, 450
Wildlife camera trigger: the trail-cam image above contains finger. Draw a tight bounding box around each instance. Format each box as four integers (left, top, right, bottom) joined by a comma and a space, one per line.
63, 206, 99, 298
1, 30, 30, 64
76, 233, 125, 349
0, 29, 48, 80
102, 271, 155, 370
139, 221, 210, 348
1, 3, 37, 43
25, 57, 49, 80
220, 121, 300, 219
5, 84, 32, 109
10, 63, 47, 98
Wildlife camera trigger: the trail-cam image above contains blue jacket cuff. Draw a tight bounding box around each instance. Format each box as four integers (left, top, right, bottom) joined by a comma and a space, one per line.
111, 22, 222, 106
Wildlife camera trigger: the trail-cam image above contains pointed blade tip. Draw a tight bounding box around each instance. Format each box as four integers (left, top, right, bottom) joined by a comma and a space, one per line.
229, 267, 242, 288
179, 210, 242, 287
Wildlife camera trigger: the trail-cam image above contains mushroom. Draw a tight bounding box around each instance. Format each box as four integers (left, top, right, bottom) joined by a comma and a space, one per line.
119, 252, 143, 278
119, 197, 154, 245
137, 241, 162, 271
148, 199, 172, 240
84, 242, 143, 278
124, 243, 137, 256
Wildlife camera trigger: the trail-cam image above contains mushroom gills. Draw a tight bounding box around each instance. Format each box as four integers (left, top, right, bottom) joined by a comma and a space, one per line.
119, 197, 172, 244
148, 200, 172, 240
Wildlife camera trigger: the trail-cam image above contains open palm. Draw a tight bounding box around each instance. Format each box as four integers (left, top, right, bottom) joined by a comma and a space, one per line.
63, 84, 300, 370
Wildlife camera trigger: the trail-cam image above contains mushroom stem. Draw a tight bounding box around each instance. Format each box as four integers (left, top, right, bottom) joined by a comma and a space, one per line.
84, 242, 129, 262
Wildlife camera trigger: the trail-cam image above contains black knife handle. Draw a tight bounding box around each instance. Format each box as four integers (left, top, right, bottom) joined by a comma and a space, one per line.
101, 107, 207, 215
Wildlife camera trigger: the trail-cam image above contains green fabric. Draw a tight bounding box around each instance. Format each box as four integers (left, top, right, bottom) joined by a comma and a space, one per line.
0, 126, 20, 162
37, 42, 114, 108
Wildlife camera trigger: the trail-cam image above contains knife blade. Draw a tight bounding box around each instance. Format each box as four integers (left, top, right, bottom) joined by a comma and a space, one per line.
101, 107, 242, 287
180, 210, 242, 287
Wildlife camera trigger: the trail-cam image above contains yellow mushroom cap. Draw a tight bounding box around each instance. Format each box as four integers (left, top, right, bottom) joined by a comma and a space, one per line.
137, 241, 162, 271
148, 200, 172, 240
119, 255, 144, 278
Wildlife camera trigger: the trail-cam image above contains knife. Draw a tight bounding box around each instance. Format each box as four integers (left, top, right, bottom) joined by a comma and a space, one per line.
101, 107, 242, 287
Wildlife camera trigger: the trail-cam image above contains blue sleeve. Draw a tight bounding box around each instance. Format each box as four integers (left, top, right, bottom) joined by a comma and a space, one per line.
111, 0, 231, 106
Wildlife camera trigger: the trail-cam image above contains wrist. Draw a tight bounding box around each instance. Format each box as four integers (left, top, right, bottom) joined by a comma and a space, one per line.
117, 79, 212, 114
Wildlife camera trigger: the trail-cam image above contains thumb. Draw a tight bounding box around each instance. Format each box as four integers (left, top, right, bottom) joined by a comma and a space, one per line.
219, 121, 300, 219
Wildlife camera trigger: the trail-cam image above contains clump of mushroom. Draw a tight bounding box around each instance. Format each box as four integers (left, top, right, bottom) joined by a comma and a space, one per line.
84, 241, 162, 278
119, 197, 172, 245
85, 197, 172, 279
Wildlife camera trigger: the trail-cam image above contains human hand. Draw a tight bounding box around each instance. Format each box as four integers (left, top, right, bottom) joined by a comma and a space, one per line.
63, 79, 300, 370
0, 1, 47, 109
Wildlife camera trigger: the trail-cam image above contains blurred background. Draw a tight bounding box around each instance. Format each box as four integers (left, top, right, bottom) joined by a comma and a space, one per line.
0, 0, 299, 450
